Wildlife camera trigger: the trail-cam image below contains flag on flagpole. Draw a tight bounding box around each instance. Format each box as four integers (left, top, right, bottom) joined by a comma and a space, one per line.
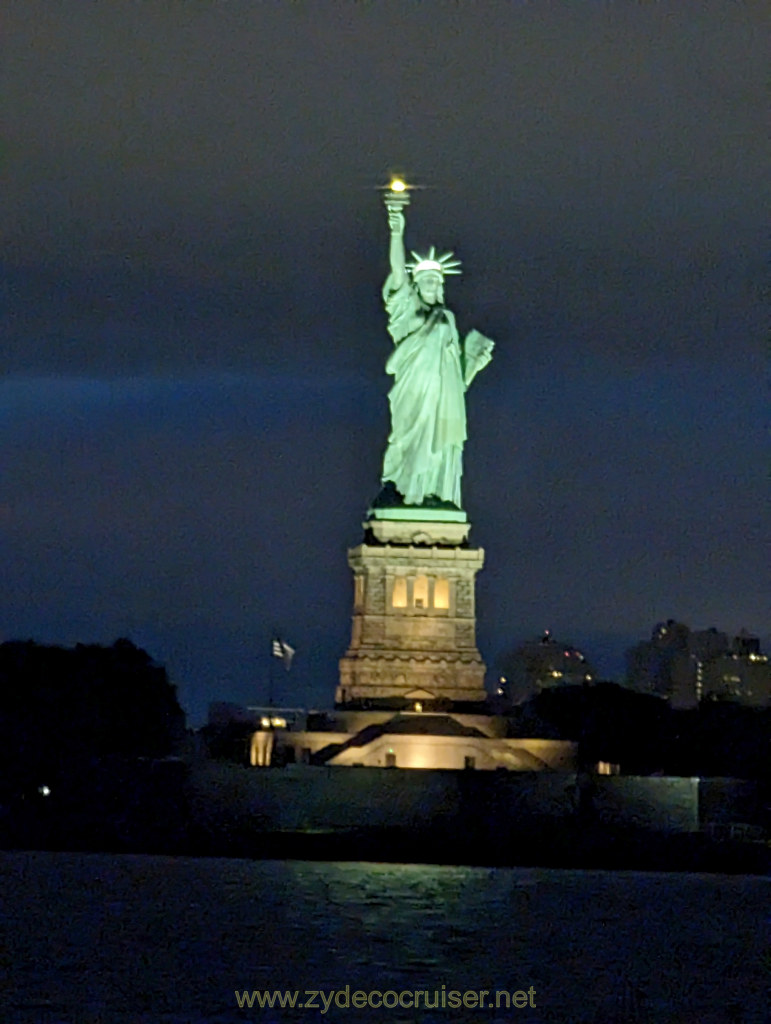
272, 636, 295, 670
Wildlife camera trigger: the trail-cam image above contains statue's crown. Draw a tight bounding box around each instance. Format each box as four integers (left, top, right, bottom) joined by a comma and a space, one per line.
406, 246, 462, 278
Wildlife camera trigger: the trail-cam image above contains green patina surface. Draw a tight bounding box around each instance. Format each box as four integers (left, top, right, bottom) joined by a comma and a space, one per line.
379, 189, 494, 509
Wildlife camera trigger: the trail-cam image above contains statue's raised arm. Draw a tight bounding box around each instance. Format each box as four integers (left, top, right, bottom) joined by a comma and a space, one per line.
375, 180, 494, 512
387, 207, 406, 290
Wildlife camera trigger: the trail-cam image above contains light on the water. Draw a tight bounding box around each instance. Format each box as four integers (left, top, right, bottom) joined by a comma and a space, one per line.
390, 178, 406, 192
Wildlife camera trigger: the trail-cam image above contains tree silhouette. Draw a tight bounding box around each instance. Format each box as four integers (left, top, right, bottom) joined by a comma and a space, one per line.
0, 638, 185, 797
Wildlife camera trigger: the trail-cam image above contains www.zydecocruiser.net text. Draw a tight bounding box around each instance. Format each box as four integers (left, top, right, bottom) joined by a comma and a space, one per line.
235, 985, 537, 1012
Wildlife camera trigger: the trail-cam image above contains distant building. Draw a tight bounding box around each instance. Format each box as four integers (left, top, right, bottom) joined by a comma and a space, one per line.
626, 620, 690, 704
699, 630, 771, 707
499, 630, 596, 701
626, 622, 770, 708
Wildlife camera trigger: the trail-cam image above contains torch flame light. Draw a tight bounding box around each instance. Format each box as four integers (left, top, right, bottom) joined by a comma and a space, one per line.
382, 175, 412, 211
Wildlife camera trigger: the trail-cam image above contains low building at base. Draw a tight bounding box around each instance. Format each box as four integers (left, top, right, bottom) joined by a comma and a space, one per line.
276, 710, 575, 771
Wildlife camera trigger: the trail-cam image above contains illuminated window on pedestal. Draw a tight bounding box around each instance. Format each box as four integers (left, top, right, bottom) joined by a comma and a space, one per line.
434, 578, 449, 609
392, 578, 407, 608
413, 575, 428, 608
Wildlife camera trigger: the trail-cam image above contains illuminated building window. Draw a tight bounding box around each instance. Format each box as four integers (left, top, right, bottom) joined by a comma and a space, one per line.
354, 575, 365, 607
434, 577, 450, 609
413, 575, 428, 608
392, 578, 407, 608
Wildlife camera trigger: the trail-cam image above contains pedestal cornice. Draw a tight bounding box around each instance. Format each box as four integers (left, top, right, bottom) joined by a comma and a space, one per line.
365, 516, 471, 547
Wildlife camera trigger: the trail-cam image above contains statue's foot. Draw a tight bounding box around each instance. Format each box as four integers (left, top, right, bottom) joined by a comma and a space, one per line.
371, 481, 405, 509
371, 483, 461, 512
421, 493, 462, 511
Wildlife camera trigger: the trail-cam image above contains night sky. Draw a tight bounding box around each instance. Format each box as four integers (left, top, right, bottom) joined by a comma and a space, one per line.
3, 3, 767, 724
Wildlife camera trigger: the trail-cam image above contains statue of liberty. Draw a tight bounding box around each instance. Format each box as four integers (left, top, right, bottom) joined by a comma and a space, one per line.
375, 180, 494, 511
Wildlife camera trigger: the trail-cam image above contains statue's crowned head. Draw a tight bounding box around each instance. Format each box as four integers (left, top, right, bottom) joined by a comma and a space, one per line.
406, 247, 461, 306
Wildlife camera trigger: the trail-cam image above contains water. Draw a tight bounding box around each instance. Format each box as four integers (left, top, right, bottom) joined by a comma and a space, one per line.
0, 852, 767, 1023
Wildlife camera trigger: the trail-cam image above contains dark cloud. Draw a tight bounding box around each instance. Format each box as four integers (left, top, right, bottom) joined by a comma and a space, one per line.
3, 2, 765, 372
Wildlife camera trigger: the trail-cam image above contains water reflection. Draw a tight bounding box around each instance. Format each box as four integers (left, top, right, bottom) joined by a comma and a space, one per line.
0, 853, 767, 1022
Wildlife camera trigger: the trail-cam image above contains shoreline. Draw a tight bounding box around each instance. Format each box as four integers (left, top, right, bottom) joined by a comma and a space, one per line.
2, 824, 768, 877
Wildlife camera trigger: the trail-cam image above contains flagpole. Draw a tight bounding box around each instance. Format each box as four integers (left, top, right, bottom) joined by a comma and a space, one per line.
269, 633, 275, 708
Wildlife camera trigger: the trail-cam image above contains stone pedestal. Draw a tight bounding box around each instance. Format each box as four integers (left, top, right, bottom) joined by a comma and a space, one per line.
337, 513, 487, 705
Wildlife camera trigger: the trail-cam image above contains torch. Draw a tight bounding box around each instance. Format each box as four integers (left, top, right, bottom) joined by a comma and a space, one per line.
382, 177, 411, 214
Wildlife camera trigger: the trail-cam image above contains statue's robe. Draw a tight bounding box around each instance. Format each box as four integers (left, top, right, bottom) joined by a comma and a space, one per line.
381, 274, 466, 506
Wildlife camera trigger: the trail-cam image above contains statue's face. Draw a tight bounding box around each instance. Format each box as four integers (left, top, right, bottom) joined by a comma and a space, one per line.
415, 272, 443, 306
